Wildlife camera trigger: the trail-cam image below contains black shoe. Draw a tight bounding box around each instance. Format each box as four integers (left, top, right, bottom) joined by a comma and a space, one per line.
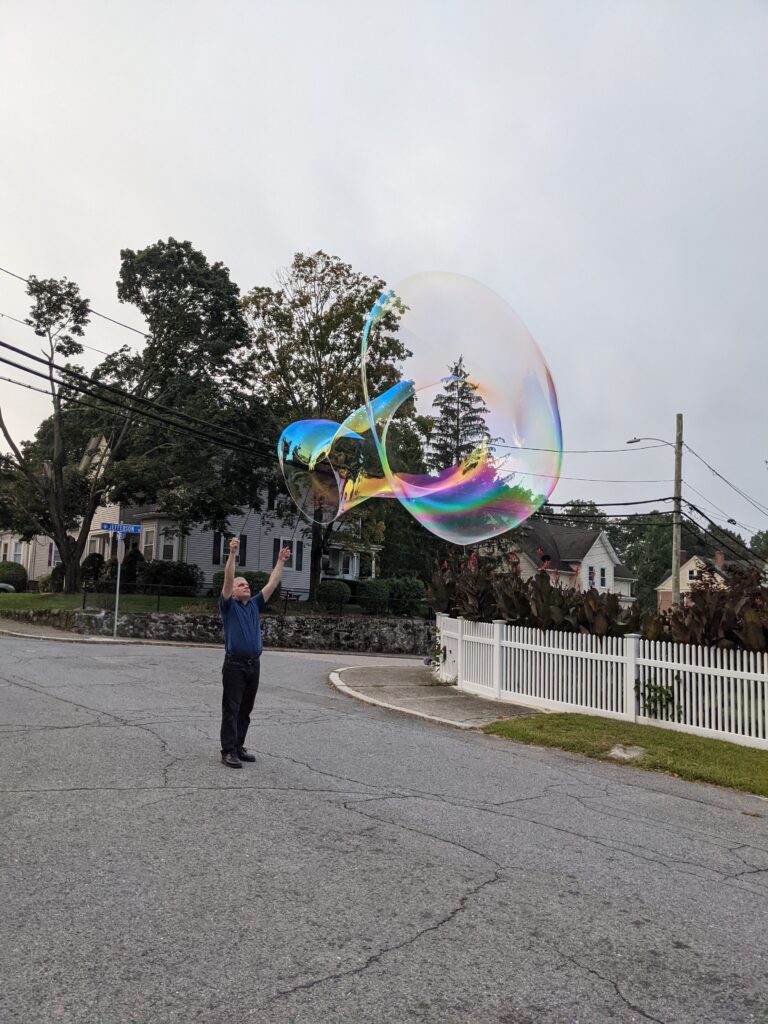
221, 750, 243, 769
237, 747, 256, 762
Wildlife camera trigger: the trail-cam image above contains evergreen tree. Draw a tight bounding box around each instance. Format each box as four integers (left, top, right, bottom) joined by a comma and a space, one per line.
426, 356, 495, 473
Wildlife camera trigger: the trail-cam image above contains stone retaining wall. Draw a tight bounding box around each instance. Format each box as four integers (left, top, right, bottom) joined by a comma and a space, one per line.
1, 609, 434, 655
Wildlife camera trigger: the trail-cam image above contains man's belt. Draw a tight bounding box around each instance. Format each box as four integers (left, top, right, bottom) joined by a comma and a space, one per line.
225, 653, 261, 666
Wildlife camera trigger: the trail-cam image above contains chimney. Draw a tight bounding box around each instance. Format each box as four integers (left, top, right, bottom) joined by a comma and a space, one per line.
713, 550, 726, 570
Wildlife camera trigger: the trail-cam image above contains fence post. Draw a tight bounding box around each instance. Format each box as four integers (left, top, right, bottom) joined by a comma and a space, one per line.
492, 620, 505, 700
624, 633, 640, 722
456, 617, 465, 689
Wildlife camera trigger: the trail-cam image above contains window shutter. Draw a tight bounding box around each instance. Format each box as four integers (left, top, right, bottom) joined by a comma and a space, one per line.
296, 540, 303, 572
212, 531, 221, 565
238, 534, 247, 567
273, 538, 280, 564
48, 542, 53, 567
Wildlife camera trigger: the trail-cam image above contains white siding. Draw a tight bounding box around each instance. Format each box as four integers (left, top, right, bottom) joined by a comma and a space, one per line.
580, 535, 616, 592
183, 510, 313, 594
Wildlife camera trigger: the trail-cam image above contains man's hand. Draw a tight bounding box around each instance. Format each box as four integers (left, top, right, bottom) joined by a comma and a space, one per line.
262, 545, 292, 602
229, 537, 240, 557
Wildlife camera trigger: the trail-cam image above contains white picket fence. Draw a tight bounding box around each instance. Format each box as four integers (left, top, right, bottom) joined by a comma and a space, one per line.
436, 614, 768, 750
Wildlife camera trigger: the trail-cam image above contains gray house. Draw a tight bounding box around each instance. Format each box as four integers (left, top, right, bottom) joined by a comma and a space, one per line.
4, 493, 380, 596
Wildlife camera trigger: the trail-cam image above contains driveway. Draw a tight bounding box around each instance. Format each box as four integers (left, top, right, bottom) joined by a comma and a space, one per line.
2, 636, 768, 1023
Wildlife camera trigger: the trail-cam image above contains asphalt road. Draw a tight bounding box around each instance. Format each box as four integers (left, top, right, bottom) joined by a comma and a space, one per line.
2, 636, 768, 1024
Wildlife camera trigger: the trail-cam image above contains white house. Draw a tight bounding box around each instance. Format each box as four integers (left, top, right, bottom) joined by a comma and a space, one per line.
510, 520, 635, 606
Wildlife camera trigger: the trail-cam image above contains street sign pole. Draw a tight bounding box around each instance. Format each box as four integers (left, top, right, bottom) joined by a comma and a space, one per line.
113, 535, 125, 640
99, 524, 140, 639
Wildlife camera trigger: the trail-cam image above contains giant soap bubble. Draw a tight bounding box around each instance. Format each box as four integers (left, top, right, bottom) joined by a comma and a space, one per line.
278, 272, 562, 545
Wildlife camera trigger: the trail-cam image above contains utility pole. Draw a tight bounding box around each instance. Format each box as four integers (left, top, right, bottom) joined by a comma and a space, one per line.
671, 413, 683, 607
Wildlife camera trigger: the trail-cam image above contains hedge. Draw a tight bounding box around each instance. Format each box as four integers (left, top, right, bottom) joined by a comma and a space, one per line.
317, 579, 351, 610
357, 578, 390, 614
0, 560, 27, 591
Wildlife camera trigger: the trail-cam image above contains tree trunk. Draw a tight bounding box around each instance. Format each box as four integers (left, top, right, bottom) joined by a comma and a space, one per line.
61, 535, 82, 594
309, 519, 324, 601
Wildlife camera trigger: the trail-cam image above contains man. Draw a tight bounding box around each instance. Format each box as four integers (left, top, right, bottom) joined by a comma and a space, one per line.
218, 536, 291, 768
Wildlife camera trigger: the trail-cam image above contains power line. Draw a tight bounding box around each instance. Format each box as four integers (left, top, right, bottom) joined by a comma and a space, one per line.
682, 501, 763, 566
0, 309, 115, 357
0, 351, 276, 460
0, 373, 283, 465
683, 442, 768, 519
500, 442, 668, 454
0, 264, 149, 338
514, 469, 673, 483
680, 510, 762, 570
0, 337, 278, 458
546, 498, 673, 508
683, 480, 757, 534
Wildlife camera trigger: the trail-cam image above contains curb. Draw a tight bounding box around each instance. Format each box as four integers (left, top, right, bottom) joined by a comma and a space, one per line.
328, 667, 481, 730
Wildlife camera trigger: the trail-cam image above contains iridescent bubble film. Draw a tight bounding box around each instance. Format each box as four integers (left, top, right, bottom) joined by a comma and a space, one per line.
278, 272, 562, 545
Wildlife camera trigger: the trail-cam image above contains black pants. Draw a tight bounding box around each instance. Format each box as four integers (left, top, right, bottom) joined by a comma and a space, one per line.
221, 655, 261, 753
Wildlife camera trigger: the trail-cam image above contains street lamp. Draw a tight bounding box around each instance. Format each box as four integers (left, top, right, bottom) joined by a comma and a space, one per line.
627, 414, 684, 608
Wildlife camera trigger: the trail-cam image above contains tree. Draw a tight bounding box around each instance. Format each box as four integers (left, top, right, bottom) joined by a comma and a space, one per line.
242, 251, 411, 598
0, 275, 122, 592
105, 237, 275, 528
751, 530, 768, 563
0, 240, 275, 592
425, 356, 495, 473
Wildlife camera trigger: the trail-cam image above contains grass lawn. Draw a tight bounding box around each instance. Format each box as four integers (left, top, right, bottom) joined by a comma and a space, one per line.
485, 713, 768, 799
0, 593, 432, 619
0, 593, 219, 614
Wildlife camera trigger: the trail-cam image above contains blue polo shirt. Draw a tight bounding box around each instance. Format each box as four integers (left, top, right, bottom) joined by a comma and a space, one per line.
219, 591, 267, 658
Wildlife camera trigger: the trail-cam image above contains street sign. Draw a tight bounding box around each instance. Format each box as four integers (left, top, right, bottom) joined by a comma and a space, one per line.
100, 522, 142, 534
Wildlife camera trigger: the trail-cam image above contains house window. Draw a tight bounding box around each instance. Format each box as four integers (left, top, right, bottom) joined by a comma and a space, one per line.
688, 569, 699, 581
342, 552, 352, 575
88, 537, 99, 555
213, 532, 247, 566
599, 567, 606, 588
143, 529, 155, 561
161, 532, 175, 561
12, 541, 23, 564
587, 565, 595, 588
1, 542, 7, 561
272, 538, 303, 570
50, 544, 62, 567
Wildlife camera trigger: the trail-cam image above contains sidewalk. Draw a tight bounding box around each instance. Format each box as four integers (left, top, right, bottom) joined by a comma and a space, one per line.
330, 664, 541, 729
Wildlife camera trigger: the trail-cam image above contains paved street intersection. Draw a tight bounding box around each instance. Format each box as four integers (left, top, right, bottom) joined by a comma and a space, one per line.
2, 635, 768, 1023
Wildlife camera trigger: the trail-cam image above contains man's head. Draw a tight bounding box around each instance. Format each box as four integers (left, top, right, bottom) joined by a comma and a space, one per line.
232, 576, 251, 603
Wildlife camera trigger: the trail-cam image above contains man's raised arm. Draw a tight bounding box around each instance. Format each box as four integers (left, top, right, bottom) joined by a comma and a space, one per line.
261, 546, 291, 602
221, 537, 239, 600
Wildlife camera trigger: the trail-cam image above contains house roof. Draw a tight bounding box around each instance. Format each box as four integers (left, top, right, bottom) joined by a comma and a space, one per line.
655, 553, 755, 590
517, 521, 602, 572
513, 520, 636, 581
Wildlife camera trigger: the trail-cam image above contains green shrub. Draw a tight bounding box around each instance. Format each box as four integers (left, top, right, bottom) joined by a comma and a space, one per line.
137, 559, 204, 596
317, 579, 351, 611
37, 572, 54, 593
82, 552, 104, 585
48, 563, 65, 593
211, 570, 277, 601
357, 578, 390, 614
104, 547, 144, 592
388, 576, 426, 616
0, 560, 27, 591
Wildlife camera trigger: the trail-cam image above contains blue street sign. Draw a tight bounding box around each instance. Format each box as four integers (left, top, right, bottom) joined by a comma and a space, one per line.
100, 522, 142, 534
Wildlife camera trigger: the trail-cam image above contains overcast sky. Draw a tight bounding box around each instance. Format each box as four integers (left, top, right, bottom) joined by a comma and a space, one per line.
1, 0, 766, 545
